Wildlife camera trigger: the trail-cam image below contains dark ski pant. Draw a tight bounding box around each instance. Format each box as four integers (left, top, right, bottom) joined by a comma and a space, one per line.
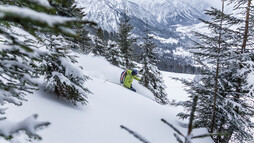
129, 86, 136, 92
124, 84, 136, 92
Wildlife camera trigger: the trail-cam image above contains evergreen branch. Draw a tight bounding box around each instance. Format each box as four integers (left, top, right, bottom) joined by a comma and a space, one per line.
0, 114, 50, 140
174, 133, 184, 143
120, 125, 151, 143
161, 119, 185, 137
191, 132, 229, 139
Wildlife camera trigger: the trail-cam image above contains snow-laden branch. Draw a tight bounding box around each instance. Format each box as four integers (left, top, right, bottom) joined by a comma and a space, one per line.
0, 114, 50, 140
0, 90, 23, 106
0, 5, 77, 27
45, 71, 89, 105
120, 125, 150, 143
29, 0, 51, 8
59, 57, 85, 80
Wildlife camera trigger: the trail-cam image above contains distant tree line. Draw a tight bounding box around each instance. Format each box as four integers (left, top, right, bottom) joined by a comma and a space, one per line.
157, 54, 201, 74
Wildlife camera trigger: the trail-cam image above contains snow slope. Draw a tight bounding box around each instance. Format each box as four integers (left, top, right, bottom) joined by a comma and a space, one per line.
1, 54, 214, 143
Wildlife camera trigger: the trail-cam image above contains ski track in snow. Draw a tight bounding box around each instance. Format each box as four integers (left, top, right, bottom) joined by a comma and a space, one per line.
1, 54, 214, 143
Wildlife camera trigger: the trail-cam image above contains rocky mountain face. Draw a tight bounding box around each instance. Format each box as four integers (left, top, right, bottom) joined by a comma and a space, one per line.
77, 0, 208, 31
76, 0, 212, 73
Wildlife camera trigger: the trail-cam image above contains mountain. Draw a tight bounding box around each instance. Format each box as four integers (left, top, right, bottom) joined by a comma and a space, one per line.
76, 0, 212, 73
131, 0, 203, 25
77, 0, 207, 32
185, 0, 212, 13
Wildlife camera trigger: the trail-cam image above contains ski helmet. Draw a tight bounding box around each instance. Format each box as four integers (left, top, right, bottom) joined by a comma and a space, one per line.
132, 69, 138, 76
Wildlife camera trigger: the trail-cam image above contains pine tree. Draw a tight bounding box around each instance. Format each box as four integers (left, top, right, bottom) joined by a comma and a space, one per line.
93, 27, 107, 56
173, 1, 254, 142
117, 12, 136, 69
226, 0, 254, 141
106, 40, 123, 67
210, 0, 225, 134
41, 34, 91, 105
71, 5, 94, 54
75, 25, 93, 54
38, 0, 94, 105
0, 0, 84, 141
50, 0, 95, 54
140, 28, 168, 104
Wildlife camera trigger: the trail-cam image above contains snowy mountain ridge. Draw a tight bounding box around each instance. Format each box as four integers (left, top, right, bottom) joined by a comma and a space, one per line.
76, 0, 214, 72
77, 0, 208, 32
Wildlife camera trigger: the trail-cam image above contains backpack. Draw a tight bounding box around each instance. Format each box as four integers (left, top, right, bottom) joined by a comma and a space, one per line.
120, 70, 127, 84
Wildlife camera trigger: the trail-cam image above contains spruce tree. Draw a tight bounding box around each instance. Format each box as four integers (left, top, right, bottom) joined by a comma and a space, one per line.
49, 0, 95, 53
226, 0, 254, 141
173, 1, 254, 142
117, 12, 136, 69
106, 40, 123, 67
140, 28, 168, 104
0, 0, 84, 141
37, 0, 96, 105
41, 34, 91, 105
93, 27, 107, 56
210, 0, 225, 134
71, 5, 94, 54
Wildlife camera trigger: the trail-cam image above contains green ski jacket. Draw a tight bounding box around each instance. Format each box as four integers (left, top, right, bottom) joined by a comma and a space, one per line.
123, 70, 141, 88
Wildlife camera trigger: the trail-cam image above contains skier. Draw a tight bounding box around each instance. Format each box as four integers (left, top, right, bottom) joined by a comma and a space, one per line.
121, 69, 141, 92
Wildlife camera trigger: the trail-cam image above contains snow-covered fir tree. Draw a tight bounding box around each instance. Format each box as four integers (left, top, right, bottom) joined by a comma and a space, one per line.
243, 0, 254, 97
174, 0, 254, 142
41, 34, 90, 105
140, 28, 168, 104
68, 5, 94, 54
117, 12, 137, 69
50, 0, 95, 54
105, 40, 123, 67
93, 27, 107, 56
39, 0, 95, 105
0, 0, 84, 141
77, 26, 93, 54
0, 28, 50, 141
225, 0, 254, 142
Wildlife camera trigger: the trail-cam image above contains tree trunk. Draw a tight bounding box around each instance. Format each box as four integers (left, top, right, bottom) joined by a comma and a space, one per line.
242, 0, 251, 52
186, 95, 198, 143
211, 0, 225, 133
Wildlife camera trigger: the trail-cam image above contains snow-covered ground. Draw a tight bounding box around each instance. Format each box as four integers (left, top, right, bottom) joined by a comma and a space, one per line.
1, 54, 213, 143
149, 34, 179, 45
